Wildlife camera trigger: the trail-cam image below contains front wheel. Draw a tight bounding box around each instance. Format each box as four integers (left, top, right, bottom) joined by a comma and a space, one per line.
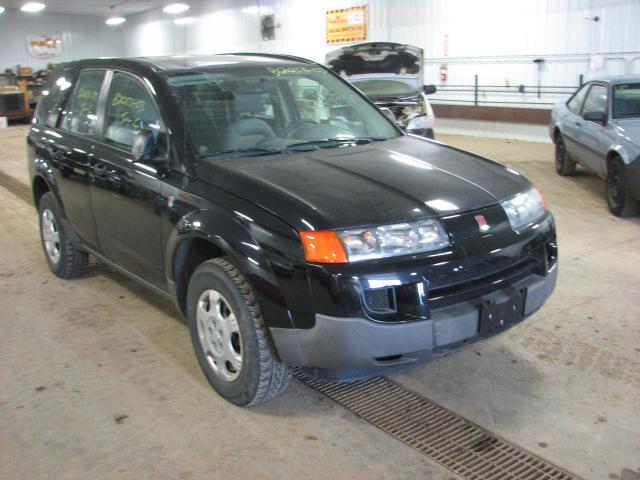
555, 133, 576, 176
606, 158, 638, 217
187, 258, 291, 406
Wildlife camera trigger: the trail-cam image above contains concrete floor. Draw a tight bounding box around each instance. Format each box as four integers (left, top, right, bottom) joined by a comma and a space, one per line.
0, 124, 639, 480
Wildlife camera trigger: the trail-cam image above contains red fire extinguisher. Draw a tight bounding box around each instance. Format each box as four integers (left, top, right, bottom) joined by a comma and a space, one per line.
440, 64, 448, 82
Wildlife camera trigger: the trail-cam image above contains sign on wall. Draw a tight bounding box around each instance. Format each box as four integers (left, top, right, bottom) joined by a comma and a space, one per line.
26, 34, 62, 59
326, 6, 367, 44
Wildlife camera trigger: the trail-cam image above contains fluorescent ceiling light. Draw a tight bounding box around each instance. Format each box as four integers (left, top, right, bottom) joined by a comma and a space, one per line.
174, 16, 194, 25
0, 6, 5, 14
163, 3, 189, 14
106, 16, 126, 25
21, 2, 46, 12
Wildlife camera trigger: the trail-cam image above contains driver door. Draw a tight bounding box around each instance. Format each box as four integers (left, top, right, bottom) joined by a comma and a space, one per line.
575, 83, 609, 176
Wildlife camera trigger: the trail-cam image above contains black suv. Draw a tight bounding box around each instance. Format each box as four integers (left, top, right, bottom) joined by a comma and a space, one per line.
27, 54, 557, 406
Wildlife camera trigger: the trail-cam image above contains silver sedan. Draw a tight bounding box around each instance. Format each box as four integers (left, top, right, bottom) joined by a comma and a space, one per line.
550, 76, 640, 216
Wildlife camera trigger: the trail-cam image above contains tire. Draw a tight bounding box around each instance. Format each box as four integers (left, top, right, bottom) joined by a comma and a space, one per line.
606, 157, 639, 217
186, 257, 291, 406
38, 192, 89, 278
555, 133, 576, 176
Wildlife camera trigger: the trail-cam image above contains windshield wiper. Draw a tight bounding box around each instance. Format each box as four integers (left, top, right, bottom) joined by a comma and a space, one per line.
285, 137, 388, 151
202, 147, 282, 159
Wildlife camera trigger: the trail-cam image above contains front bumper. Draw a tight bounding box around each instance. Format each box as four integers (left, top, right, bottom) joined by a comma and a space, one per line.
270, 266, 556, 379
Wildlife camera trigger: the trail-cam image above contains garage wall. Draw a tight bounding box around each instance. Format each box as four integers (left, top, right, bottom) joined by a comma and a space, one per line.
0, 9, 125, 72
123, 0, 640, 108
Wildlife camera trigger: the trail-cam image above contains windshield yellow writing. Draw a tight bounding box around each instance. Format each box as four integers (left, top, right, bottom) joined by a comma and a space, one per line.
267, 66, 325, 77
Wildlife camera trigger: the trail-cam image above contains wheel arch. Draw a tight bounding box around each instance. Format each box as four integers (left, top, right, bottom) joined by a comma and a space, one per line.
165, 208, 298, 335
32, 174, 50, 208
606, 148, 627, 171
31, 159, 68, 220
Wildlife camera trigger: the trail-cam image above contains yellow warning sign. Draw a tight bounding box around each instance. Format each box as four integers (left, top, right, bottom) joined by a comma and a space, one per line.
326, 6, 368, 44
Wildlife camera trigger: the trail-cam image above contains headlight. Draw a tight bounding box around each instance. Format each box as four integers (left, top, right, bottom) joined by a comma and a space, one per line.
500, 188, 546, 230
407, 114, 432, 131
337, 219, 450, 262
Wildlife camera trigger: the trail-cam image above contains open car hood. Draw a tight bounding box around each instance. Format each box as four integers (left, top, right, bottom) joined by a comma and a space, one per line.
325, 42, 423, 82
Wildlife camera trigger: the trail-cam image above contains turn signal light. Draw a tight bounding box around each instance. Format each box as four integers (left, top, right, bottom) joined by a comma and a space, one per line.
300, 230, 348, 264
533, 187, 548, 209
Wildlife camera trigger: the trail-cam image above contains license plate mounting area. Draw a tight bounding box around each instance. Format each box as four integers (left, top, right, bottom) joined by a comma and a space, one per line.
479, 287, 526, 335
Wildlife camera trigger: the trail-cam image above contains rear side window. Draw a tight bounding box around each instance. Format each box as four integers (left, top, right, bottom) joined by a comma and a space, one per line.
60, 69, 106, 138
582, 84, 608, 115
103, 72, 163, 151
567, 84, 589, 114
34, 71, 74, 127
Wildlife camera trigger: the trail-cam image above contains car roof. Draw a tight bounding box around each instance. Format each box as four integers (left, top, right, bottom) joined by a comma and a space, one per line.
66, 53, 317, 72
587, 75, 640, 85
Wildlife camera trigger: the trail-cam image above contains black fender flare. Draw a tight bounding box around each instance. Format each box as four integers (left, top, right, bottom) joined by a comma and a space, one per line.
31, 158, 75, 234
164, 207, 298, 333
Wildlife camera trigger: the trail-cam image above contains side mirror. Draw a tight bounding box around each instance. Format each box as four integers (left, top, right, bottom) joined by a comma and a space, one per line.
378, 107, 396, 123
423, 84, 437, 95
583, 110, 606, 125
132, 128, 168, 165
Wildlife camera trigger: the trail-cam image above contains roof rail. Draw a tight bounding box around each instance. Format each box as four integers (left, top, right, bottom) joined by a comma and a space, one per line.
223, 52, 319, 66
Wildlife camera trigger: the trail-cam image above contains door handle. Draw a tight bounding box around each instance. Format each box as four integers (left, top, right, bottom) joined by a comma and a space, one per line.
94, 163, 108, 174
46, 145, 61, 157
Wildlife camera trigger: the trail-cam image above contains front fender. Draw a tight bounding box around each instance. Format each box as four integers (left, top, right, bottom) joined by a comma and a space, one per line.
609, 142, 633, 165
165, 206, 311, 331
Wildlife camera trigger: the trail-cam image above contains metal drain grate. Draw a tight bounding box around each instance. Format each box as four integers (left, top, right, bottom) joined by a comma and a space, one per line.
294, 370, 581, 480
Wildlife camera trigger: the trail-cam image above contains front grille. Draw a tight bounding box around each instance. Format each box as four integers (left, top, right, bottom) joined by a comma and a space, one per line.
363, 287, 397, 315
428, 257, 533, 290
429, 258, 538, 310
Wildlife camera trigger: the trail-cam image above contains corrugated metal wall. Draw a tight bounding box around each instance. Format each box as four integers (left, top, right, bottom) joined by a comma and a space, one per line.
0, 9, 125, 72
122, 0, 640, 107
2, 0, 638, 106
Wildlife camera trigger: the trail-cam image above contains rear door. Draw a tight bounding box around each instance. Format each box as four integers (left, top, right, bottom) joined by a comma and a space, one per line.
48, 68, 108, 248
89, 70, 168, 287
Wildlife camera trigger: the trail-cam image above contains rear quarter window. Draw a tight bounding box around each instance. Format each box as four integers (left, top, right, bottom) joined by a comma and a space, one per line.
59, 69, 106, 139
34, 70, 75, 127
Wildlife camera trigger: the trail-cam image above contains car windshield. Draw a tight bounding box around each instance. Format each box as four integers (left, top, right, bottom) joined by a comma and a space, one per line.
162, 64, 400, 158
351, 78, 420, 98
612, 83, 640, 118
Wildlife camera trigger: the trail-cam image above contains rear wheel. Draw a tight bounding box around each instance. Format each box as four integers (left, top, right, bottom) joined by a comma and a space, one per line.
38, 192, 89, 278
555, 133, 576, 176
187, 258, 291, 406
606, 158, 638, 217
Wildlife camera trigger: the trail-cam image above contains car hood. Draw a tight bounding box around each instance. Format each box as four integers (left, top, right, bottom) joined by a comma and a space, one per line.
614, 118, 640, 148
196, 135, 531, 232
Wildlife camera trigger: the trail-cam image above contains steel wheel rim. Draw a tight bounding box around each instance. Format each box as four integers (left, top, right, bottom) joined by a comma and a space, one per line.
41, 209, 61, 264
196, 289, 243, 382
608, 164, 623, 206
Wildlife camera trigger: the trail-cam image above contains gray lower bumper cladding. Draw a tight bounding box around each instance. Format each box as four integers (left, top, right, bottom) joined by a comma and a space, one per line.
271, 268, 557, 380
